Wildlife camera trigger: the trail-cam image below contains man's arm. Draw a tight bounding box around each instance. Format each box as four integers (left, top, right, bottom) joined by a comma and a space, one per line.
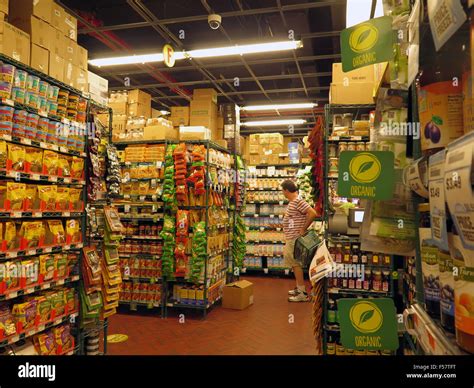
300, 207, 317, 235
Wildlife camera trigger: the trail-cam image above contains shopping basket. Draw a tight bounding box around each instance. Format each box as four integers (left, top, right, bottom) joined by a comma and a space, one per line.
294, 229, 321, 268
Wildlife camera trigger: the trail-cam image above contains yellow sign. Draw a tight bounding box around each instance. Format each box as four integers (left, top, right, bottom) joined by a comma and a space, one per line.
349, 23, 379, 53
349, 301, 383, 334
107, 334, 129, 343
349, 152, 382, 184
163, 44, 175, 68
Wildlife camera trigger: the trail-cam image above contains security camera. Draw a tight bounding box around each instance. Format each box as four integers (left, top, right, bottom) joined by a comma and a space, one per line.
208, 14, 222, 30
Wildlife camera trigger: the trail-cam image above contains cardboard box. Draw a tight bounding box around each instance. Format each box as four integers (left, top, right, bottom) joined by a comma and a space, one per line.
217, 114, 224, 130
128, 89, 151, 105
215, 128, 223, 140
329, 82, 375, 105
109, 101, 128, 116
0, 21, 30, 65
112, 115, 127, 133
249, 134, 260, 145
11, 16, 52, 51
63, 37, 75, 63
49, 54, 64, 82
193, 88, 217, 104
9, 0, 52, 24
268, 133, 284, 145
189, 99, 217, 130
215, 139, 228, 148
50, 27, 65, 58
249, 155, 262, 165
50, 2, 64, 31
30, 43, 49, 74
73, 65, 88, 93
143, 123, 178, 141
170, 106, 189, 126
268, 154, 279, 165
0, 0, 7, 15
249, 144, 259, 154
222, 280, 253, 310
332, 62, 376, 84
63, 60, 74, 87
88, 71, 109, 105
63, 11, 77, 41
179, 126, 211, 141
128, 102, 151, 118
75, 44, 88, 69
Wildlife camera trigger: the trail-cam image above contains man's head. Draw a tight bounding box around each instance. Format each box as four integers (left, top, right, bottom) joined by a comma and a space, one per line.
281, 180, 298, 200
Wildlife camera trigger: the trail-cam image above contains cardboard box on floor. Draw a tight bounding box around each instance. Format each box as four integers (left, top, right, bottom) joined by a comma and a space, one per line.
9, 0, 52, 24
0, 21, 30, 65
30, 43, 49, 74
222, 280, 254, 310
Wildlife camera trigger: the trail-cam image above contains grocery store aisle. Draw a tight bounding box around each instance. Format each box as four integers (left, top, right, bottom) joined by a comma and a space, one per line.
107, 277, 316, 355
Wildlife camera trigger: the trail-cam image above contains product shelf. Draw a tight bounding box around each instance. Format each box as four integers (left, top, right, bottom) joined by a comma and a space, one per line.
122, 276, 162, 283
121, 178, 163, 183
246, 187, 281, 191
113, 195, 162, 202
122, 236, 163, 241
119, 254, 161, 259
0, 169, 85, 186
249, 164, 302, 168
0, 211, 83, 219
118, 214, 163, 222
0, 242, 84, 261
120, 161, 164, 168
0, 275, 80, 301
327, 287, 391, 296
243, 213, 284, 218
0, 311, 79, 348
246, 240, 285, 244
245, 226, 282, 231
326, 136, 370, 142
118, 301, 162, 309
247, 200, 288, 205
1, 134, 87, 158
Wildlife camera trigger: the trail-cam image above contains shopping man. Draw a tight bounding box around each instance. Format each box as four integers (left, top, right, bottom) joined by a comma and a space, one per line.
281, 180, 317, 302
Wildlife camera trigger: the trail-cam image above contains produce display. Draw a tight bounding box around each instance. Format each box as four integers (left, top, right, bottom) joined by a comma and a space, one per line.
188, 221, 206, 284
160, 215, 176, 280
162, 145, 176, 205
296, 168, 314, 207
232, 214, 246, 270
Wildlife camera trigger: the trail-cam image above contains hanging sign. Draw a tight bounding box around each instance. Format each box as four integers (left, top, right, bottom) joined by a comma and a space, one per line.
427, 0, 467, 51
337, 151, 395, 200
338, 298, 399, 351
163, 44, 176, 68
340, 16, 394, 72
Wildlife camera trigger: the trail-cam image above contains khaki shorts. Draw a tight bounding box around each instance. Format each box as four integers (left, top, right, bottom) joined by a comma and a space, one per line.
284, 238, 301, 268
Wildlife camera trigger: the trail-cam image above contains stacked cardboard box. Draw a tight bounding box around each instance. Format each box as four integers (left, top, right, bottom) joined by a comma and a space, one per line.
9, 0, 88, 90
248, 133, 285, 165
0, 20, 30, 65
170, 106, 189, 127
189, 88, 218, 136
88, 71, 108, 106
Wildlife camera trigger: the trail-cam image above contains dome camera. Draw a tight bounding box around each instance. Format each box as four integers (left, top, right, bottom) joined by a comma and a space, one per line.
208, 14, 222, 30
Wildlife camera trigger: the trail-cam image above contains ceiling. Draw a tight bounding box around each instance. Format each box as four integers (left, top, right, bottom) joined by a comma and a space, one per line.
59, 0, 347, 134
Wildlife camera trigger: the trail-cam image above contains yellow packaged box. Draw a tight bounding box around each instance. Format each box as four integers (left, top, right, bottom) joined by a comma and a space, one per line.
249, 134, 260, 145
9, 0, 52, 24
0, 21, 30, 65
193, 88, 218, 104
222, 280, 254, 310
332, 62, 376, 84
249, 144, 259, 154
267, 133, 284, 145
170, 106, 190, 126
30, 44, 49, 74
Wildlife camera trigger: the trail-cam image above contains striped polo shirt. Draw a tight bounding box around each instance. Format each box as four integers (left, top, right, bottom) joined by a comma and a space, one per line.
283, 197, 311, 240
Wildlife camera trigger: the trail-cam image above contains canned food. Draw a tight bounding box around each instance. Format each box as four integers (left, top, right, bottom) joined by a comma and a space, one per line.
48, 102, 58, 116
38, 96, 48, 113
347, 142, 356, 151
356, 142, 366, 151
47, 121, 60, 143
47, 85, 59, 102
13, 110, 27, 125
24, 125, 36, 139
0, 82, 12, 99
13, 69, 27, 89
67, 108, 77, 120
38, 81, 49, 97
0, 106, 14, 122
1, 64, 15, 83
67, 94, 79, 109
26, 113, 39, 128
338, 142, 348, 154
37, 118, 48, 142
25, 92, 39, 109
57, 90, 69, 106
57, 105, 67, 118
12, 123, 25, 137
26, 75, 40, 93
0, 121, 12, 135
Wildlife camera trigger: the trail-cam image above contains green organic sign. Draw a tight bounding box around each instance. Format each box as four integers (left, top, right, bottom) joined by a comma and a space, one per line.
338, 298, 399, 351
341, 16, 394, 72
337, 151, 395, 200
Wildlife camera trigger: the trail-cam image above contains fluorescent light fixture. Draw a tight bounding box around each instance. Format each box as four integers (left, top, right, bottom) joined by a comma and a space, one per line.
346, 0, 383, 28
160, 110, 170, 115
187, 40, 302, 59
242, 119, 306, 127
89, 40, 302, 67
242, 102, 316, 111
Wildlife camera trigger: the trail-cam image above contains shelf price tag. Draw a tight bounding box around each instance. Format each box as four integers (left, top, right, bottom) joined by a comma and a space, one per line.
27, 249, 36, 256
139, 196, 146, 201
267, 166, 275, 176
124, 205, 130, 213
50, 176, 58, 182
21, 138, 31, 146
4, 99, 14, 107
269, 214, 274, 218
279, 201, 284, 205
44, 247, 52, 253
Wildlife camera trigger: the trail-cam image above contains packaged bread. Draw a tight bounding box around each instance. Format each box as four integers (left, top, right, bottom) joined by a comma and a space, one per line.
39, 254, 56, 282
42, 150, 58, 176
4, 222, 18, 250
58, 155, 71, 177
25, 147, 43, 173
55, 187, 69, 211
8, 144, 25, 172
47, 220, 65, 245
38, 185, 57, 211
20, 222, 45, 248
66, 219, 81, 243
70, 157, 84, 179
24, 185, 39, 211
6, 182, 25, 211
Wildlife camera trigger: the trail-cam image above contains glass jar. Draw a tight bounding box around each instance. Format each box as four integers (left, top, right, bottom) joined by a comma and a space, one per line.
382, 270, 391, 292
373, 270, 382, 291
351, 244, 360, 264
347, 142, 356, 151
363, 269, 372, 290
335, 243, 343, 263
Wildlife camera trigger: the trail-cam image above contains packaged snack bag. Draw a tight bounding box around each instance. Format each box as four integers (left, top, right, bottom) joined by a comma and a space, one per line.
53, 324, 72, 350
55, 187, 69, 211
0, 185, 6, 210
7, 144, 25, 172
66, 220, 81, 243
25, 147, 43, 173
65, 288, 76, 312
34, 332, 55, 355
12, 300, 37, 330
39, 255, 56, 282
42, 151, 58, 176
47, 220, 65, 245
55, 255, 67, 278
33, 296, 51, 323
70, 157, 84, 179
38, 185, 57, 211
51, 289, 65, 316
6, 261, 20, 290
4, 222, 18, 250
0, 303, 17, 336
21, 259, 39, 285
68, 188, 82, 211
24, 185, 39, 211
7, 182, 25, 211
20, 222, 45, 248
0, 141, 7, 169
58, 155, 71, 177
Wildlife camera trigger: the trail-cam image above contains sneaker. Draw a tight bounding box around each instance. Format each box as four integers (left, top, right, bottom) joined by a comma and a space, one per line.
288, 292, 309, 302
288, 288, 300, 296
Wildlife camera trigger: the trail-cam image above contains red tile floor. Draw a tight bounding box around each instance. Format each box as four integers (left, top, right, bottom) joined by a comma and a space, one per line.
107, 276, 317, 355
